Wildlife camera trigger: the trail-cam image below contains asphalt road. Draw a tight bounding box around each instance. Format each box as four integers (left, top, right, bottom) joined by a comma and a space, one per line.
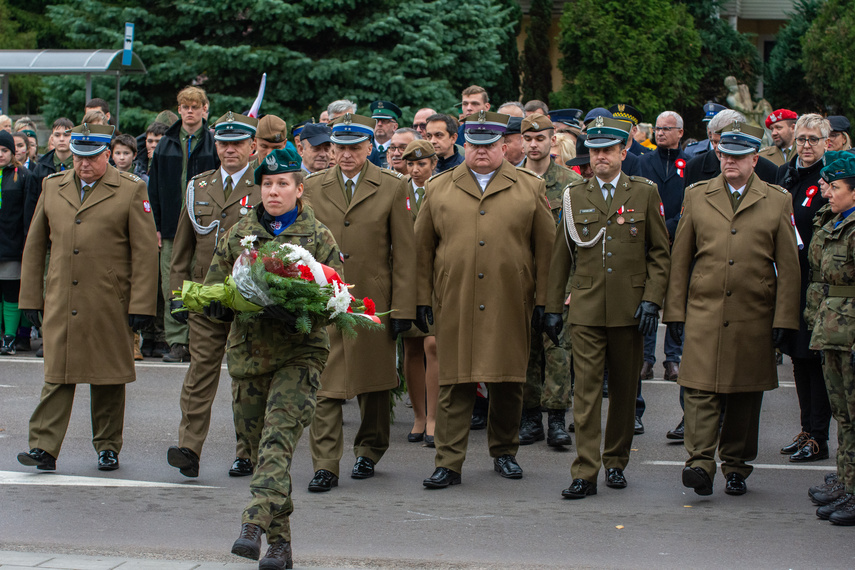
1, 334, 853, 569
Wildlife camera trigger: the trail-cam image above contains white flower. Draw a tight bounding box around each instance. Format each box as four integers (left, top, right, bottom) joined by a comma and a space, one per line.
326, 281, 353, 318
240, 234, 257, 248
280, 243, 328, 285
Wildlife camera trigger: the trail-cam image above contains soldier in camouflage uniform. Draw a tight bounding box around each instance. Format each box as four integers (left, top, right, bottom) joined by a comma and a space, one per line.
209, 149, 342, 567
807, 154, 855, 526
519, 114, 581, 447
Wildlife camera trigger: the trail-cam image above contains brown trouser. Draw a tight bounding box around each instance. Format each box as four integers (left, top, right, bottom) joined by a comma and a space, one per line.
570, 324, 642, 482
684, 388, 764, 480
434, 382, 524, 473
178, 312, 247, 459
309, 390, 390, 476
29, 382, 125, 457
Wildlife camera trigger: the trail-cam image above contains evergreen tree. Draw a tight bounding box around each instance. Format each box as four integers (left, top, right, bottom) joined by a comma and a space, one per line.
0, 0, 40, 114
493, 0, 523, 104
520, 0, 553, 103
764, 0, 823, 112
802, 0, 855, 117
35, 0, 518, 134
554, 0, 702, 118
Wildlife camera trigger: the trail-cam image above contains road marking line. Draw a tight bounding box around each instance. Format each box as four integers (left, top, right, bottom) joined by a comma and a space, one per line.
644, 460, 831, 471
0, 470, 219, 488
642, 380, 794, 387
2, 358, 226, 370
393, 511, 495, 524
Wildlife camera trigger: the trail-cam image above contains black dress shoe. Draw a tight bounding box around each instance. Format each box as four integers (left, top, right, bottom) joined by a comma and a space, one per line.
259, 540, 293, 570
17, 448, 56, 471
231, 522, 263, 560
423, 467, 461, 488
605, 468, 627, 489
167, 446, 199, 478
666, 418, 685, 440
682, 466, 713, 496
307, 469, 338, 492
97, 450, 119, 471
470, 410, 487, 430
407, 431, 424, 443
781, 431, 809, 455
634, 416, 644, 435
493, 454, 523, 479
424, 434, 435, 448
229, 457, 253, 477
817, 493, 854, 520
562, 478, 597, 499
724, 472, 747, 495
351, 456, 375, 479
790, 438, 829, 462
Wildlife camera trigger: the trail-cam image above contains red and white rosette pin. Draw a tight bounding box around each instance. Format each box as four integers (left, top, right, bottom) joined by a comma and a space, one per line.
802, 186, 818, 208
675, 158, 686, 178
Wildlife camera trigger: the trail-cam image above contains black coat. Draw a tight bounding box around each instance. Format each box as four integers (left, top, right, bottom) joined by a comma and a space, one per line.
639, 146, 687, 238
147, 119, 219, 239
0, 164, 36, 262
627, 138, 649, 156
684, 149, 780, 188
622, 150, 642, 177
776, 155, 828, 359
31, 149, 69, 190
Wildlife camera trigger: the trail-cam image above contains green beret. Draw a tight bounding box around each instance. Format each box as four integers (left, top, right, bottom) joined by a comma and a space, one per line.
254, 148, 302, 184
821, 154, 855, 183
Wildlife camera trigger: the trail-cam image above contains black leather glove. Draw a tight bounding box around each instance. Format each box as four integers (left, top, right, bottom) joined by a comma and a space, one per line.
261, 305, 299, 333
415, 305, 434, 333
666, 322, 684, 344
772, 328, 790, 349
390, 318, 412, 340
23, 309, 42, 328
544, 312, 563, 346
634, 301, 660, 337
128, 314, 154, 330
203, 300, 234, 322
170, 299, 188, 325
531, 305, 545, 335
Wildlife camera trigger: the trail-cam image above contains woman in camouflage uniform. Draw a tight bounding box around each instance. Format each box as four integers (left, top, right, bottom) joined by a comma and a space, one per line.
806, 153, 855, 526
208, 149, 342, 568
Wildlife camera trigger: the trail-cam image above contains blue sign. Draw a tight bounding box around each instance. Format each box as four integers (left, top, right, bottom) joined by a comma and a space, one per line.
122, 23, 134, 66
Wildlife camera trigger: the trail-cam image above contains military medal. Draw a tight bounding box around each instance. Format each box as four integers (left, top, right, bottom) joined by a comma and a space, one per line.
617, 216, 625, 225
616, 205, 626, 225
240, 195, 251, 215
198, 180, 207, 188
630, 225, 638, 237
582, 226, 589, 236
240, 208, 248, 215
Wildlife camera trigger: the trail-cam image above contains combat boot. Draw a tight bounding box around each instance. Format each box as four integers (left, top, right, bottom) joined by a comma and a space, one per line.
816, 493, 854, 520
829, 494, 855, 526
0, 335, 16, 355
518, 407, 544, 445
810, 480, 846, 505
546, 409, 572, 447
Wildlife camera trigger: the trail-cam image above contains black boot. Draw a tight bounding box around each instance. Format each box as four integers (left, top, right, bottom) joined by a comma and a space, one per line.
0, 335, 16, 355
546, 409, 572, 447
518, 407, 544, 445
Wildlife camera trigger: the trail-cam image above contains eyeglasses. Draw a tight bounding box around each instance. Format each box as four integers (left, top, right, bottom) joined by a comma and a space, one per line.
795, 136, 827, 146
653, 126, 679, 132
387, 145, 408, 153
412, 123, 427, 130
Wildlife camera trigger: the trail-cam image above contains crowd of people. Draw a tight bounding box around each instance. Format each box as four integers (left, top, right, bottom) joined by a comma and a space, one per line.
4, 81, 855, 568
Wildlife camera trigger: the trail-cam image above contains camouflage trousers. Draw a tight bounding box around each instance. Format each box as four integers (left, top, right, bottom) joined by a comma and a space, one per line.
524, 306, 572, 410
822, 351, 855, 493
236, 364, 320, 542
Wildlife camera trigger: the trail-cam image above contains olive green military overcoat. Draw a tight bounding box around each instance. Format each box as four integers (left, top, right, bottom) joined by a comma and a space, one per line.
303, 161, 417, 399
20, 167, 159, 384
663, 173, 800, 393
415, 160, 555, 385
170, 167, 262, 292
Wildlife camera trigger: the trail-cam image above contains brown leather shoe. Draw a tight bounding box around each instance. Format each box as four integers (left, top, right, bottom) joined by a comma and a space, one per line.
664, 361, 680, 381
259, 540, 293, 570
639, 361, 654, 380
133, 333, 143, 361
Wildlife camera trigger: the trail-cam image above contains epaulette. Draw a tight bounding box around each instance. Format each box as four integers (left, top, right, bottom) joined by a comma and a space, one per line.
427, 169, 454, 183
516, 167, 542, 180
380, 167, 403, 179
46, 171, 65, 180
119, 171, 142, 183
569, 178, 587, 186
305, 170, 325, 179
686, 180, 709, 191
629, 175, 654, 185
686, 141, 699, 148
767, 182, 789, 194
191, 169, 217, 180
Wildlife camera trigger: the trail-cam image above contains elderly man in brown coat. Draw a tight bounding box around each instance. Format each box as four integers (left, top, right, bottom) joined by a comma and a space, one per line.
415, 111, 555, 488
302, 113, 417, 492
664, 121, 800, 496
16, 123, 159, 472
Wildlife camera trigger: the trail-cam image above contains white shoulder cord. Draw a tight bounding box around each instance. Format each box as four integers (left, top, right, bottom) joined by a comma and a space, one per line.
562, 186, 607, 266
185, 178, 221, 239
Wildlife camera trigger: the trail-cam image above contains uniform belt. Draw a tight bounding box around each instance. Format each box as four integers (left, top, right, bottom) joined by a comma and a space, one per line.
822, 284, 855, 297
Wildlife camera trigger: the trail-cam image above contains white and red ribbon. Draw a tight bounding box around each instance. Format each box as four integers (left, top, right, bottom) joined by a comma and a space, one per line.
240, 195, 251, 208
802, 186, 818, 208
675, 158, 686, 178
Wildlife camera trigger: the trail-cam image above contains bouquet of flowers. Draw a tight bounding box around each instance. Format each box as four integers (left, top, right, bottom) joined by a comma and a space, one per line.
175, 235, 384, 337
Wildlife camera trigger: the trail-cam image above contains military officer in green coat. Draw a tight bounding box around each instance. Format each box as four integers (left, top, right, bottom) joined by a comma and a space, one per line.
544, 117, 671, 499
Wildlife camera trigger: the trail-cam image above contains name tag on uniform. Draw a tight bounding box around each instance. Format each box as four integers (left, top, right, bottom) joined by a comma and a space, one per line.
579, 208, 596, 213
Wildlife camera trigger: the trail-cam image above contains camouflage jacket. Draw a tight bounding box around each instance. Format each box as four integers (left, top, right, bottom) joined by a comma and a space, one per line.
808, 206, 855, 351
205, 205, 343, 378
539, 159, 582, 225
